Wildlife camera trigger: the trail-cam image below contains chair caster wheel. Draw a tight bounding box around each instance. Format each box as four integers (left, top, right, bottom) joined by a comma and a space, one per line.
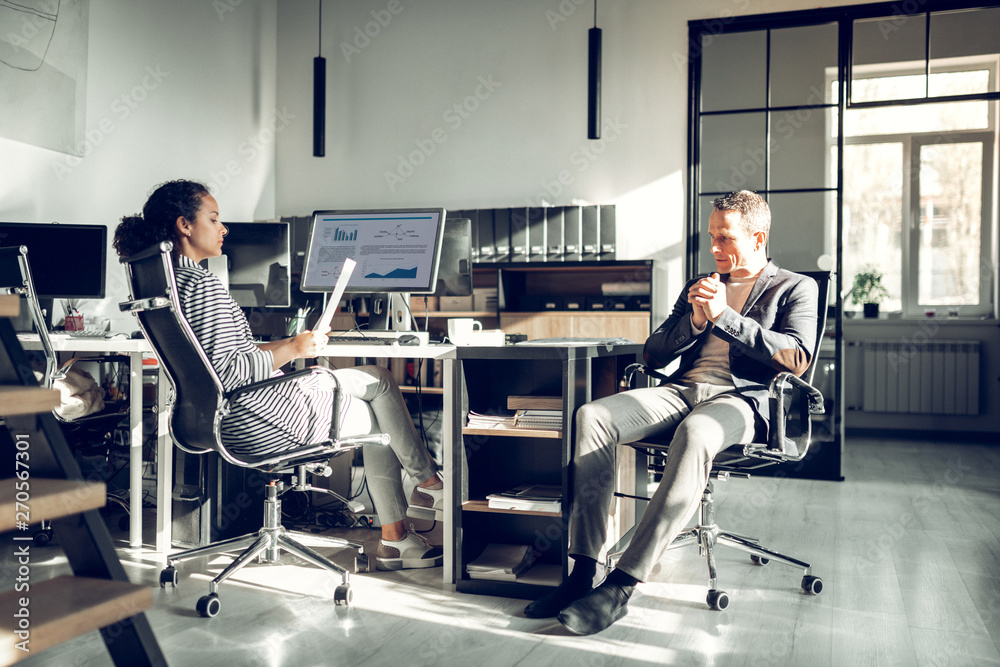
707, 589, 730, 611
355, 553, 371, 573
751, 554, 769, 565
196, 593, 221, 617
334, 584, 353, 606
33, 529, 52, 548
159, 567, 178, 588
802, 575, 823, 595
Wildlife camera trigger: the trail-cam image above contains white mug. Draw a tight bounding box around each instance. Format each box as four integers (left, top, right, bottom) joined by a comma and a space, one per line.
448, 318, 483, 345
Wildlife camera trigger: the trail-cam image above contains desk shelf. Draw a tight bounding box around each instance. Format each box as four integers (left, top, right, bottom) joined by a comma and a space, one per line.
462, 499, 561, 517
462, 426, 561, 439
451, 344, 642, 599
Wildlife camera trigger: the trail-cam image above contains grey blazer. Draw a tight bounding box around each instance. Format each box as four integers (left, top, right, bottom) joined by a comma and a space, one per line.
643, 260, 819, 434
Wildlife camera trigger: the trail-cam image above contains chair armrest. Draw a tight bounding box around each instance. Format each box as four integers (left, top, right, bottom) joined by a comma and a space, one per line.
744, 372, 825, 463
224, 366, 333, 402
620, 363, 671, 390
773, 372, 825, 415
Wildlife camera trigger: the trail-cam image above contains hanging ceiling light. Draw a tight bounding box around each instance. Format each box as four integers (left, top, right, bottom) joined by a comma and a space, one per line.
588, 0, 601, 140
313, 0, 326, 157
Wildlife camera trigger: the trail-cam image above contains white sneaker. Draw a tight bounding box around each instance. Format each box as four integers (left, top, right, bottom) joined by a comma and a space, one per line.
376, 530, 443, 570
406, 480, 444, 521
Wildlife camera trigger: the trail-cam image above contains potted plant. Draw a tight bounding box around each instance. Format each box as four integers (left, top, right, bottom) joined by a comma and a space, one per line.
851, 264, 889, 318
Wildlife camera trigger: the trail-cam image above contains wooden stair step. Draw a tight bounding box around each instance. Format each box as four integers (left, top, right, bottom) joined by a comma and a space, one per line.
0, 296, 18, 318
0, 387, 60, 417
0, 575, 152, 665
0, 478, 106, 532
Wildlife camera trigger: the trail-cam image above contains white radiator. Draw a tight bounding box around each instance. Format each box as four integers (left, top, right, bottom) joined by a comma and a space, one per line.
861, 340, 980, 415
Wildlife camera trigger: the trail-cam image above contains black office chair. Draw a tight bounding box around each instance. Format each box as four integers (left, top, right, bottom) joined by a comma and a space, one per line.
0, 245, 131, 545
119, 242, 390, 617
607, 271, 830, 611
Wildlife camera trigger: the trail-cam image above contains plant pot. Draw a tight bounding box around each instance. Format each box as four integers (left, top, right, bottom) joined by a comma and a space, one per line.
863, 303, 879, 318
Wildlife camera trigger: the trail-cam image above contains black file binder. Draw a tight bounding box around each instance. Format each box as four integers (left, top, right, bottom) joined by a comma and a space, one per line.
564, 206, 582, 262
493, 208, 512, 262
509, 207, 528, 263
527, 207, 546, 262
476, 208, 496, 262
582, 205, 599, 261
599, 204, 616, 260
545, 207, 565, 261
451, 210, 475, 261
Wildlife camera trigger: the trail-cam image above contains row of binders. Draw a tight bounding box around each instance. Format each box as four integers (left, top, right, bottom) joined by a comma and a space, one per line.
449, 205, 616, 263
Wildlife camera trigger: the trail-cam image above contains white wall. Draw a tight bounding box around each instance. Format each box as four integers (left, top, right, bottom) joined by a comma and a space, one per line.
0, 0, 278, 330
273, 0, 870, 323
1, 0, 873, 330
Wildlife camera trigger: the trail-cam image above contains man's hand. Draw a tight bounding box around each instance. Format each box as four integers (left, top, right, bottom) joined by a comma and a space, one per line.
688, 273, 727, 327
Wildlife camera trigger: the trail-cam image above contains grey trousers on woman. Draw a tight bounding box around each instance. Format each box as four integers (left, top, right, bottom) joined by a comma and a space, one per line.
336, 365, 438, 526
569, 380, 758, 581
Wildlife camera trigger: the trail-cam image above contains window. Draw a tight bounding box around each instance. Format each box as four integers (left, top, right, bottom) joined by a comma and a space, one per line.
843, 68, 995, 316
689, 2, 999, 320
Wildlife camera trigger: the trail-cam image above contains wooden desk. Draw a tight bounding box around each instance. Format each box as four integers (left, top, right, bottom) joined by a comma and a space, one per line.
17, 334, 163, 551
448, 342, 643, 595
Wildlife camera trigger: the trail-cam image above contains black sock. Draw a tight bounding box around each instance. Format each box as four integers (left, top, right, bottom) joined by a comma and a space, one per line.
566, 555, 597, 589
604, 568, 639, 599
525, 555, 598, 617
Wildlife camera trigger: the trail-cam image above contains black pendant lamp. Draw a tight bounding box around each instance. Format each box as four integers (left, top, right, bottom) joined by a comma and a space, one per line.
313, 0, 326, 157
587, 0, 601, 140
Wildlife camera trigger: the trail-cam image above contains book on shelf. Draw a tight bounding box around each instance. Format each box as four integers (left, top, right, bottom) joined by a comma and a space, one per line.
507, 395, 562, 411
486, 483, 562, 513
466, 543, 540, 581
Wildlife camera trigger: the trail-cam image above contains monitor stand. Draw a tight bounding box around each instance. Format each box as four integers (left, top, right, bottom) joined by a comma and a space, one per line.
368, 292, 411, 332
352, 292, 429, 345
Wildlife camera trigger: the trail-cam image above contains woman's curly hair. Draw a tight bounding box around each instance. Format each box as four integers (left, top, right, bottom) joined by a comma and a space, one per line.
113, 180, 210, 258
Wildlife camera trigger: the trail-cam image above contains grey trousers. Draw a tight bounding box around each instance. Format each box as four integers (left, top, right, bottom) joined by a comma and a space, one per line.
569, 380, 757, 581
336, 365, 438, 525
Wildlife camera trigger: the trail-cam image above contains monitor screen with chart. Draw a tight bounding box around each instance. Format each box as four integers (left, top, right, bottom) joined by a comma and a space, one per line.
300, 208, 446, 295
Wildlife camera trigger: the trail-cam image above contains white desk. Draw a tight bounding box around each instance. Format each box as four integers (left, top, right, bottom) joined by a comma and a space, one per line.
18, 334, 163, 551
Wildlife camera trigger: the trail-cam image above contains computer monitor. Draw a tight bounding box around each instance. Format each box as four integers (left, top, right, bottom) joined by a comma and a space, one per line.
0, 221, 106, 299
301, 208, 446, 295
434, 217, 473, 297
301, 208, 446, 332
205, 222, 291, 308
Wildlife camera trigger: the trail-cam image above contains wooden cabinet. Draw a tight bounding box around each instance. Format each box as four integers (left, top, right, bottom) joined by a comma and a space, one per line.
486, 260, 653, 342
449, 343, 642, 599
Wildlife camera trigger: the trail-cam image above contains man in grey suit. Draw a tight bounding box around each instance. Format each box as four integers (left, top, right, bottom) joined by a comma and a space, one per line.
523, 190, 819, 635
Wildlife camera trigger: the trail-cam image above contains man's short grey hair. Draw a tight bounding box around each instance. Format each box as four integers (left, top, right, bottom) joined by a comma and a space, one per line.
712, 190, 771, 238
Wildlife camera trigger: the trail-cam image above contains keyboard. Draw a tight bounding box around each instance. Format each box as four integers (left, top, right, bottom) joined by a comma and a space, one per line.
327, 335, 395, 345
64, 329, 110, 339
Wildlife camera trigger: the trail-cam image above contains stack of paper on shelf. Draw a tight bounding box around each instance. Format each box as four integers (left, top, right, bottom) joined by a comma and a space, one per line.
513, 409, 562, 429
486, 483, 562, 513
466, 543, 540, 581
466, 410, 517, 429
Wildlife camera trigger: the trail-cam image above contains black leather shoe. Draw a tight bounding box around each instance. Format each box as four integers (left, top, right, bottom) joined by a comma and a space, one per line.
523, 581, 593, 619
557, 584, 630, 635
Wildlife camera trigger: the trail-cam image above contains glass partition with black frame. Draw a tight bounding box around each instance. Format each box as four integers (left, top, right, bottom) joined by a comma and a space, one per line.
686, 0, 1000, 481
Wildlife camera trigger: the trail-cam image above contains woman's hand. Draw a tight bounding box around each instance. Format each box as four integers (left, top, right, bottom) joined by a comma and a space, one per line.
259, 324, 332, 370
292, 325, 331, 359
